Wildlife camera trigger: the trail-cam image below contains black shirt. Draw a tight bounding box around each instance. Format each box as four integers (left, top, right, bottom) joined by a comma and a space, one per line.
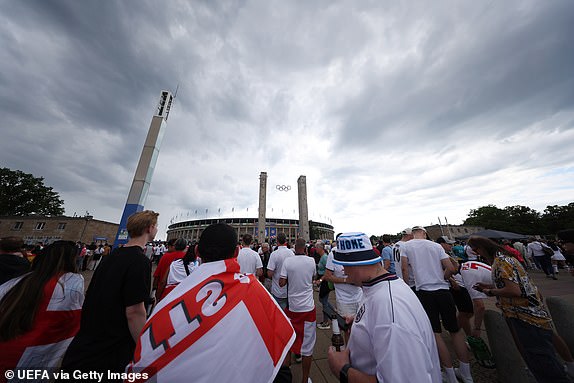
0, 253, 31, 285
62, 246, 151, 374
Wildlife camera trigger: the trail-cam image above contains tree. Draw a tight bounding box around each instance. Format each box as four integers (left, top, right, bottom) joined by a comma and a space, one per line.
0, 167, 65, 216
503, 205, 541, 234
463, 205, 510, 230
541, 203, 574, 234
464, 203, 574, 235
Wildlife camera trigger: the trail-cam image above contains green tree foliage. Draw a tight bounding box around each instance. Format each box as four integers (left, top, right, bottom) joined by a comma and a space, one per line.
464, 205, 511, 231
0, 167, 65, 216
463, 203, 573, 234
503, 205, 541, 234
541, 203, 574, 234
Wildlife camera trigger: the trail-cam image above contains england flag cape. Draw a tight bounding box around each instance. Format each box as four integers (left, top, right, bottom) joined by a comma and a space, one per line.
128, 258, 295, 383
0, 273, 83, 383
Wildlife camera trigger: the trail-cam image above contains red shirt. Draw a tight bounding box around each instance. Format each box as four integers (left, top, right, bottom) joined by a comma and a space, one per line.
154, 251, 186, 280
503, 245, 524, 263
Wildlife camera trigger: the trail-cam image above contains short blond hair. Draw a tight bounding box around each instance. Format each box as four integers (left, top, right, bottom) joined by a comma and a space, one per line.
127, 210, 159, 237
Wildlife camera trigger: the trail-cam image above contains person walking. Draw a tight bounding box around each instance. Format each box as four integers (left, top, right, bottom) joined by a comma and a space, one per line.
0, 241, 84, 381
267, 232, 294, 310
527, 238, 556, 279
280, 238, 317, 383
469, 236, 570, 383
327, 231, 441, 382
237, 234, 263, 277
127, 223, 295, 382
323, 234, 363, 319
62, 210, 158, 377
0, 236, 30, 285
401, 226, 473, 383
315, 241, 335, 330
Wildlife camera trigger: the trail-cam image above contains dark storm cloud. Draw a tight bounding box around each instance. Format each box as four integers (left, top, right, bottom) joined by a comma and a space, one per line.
0, 0, 203, 202
333, 1, 574, 150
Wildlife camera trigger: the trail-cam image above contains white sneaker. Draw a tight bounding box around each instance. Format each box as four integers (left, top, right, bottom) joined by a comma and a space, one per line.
317, 322, 330, 330
454, 368, 474, 383
307, 378, 312, 383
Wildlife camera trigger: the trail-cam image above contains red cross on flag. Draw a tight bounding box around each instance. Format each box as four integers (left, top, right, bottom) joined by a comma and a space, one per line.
127, 258, 295, 382
0, 273, 83, 383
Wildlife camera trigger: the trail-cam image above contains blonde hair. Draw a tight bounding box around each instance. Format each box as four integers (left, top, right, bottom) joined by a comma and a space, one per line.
127, 210, 159, 237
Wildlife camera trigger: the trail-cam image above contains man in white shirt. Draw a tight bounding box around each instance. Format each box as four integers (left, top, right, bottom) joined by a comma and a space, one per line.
527, 238, 555, 278
267, 232, 294, 310
324, 234, 363, 318
394, 228, 415, 290
237, 234, 263, 277
401, 226, 473, 383
328, 231, 441, 383
280, 238, 317, 383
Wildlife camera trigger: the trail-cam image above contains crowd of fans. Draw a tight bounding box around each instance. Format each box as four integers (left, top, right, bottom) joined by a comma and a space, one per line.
1, 211, 574, 382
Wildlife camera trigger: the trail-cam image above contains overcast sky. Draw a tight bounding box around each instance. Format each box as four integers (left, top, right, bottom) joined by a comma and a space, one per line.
1, 0, 573, 239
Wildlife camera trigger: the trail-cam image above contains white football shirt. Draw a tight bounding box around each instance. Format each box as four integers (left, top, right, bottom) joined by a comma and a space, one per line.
460, 261, 492, 300
401, 239, 450, 291
267, 246, 294, 298
237, 247, 263, 275
279, 255, 316, 312
326, 251, 363, 305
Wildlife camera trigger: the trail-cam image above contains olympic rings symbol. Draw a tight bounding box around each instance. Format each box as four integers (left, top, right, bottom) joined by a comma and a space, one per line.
275, 185, 291, 192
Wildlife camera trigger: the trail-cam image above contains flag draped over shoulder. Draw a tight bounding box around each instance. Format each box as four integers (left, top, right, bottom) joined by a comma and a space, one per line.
0, 273, 83, 382
128, 258, 295, 383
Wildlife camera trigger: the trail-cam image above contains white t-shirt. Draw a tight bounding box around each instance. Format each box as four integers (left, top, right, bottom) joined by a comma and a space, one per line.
459, 261, 492, 300
465, 245, 478, 261
0, 273, 84, 308
527, 241, 547, 257
279, 255, 316, 312
401, 239, 450, 291
348, 274, 441, 382
394, 241, 415, 287
267, 246, 294, 298
144, 245, 153, 259
237, 247, 263, 275
326, 251, 363, 305
167, 259, 199, 286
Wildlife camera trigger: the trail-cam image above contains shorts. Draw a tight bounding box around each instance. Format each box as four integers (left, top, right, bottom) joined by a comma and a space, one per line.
285, 308, 316, 356
450, 287, 474, 314
336, 301, 360, 318
417, 289, 459, 333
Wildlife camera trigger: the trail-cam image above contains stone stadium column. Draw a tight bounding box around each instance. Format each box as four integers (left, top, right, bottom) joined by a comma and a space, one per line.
257, 172, 267, 244
298, 175, 310, 241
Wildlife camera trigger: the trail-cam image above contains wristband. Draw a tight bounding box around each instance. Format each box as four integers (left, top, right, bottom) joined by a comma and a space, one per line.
340, 363, 351, 383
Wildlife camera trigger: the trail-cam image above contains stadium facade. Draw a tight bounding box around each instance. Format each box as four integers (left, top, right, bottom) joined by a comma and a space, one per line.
166, 218, 334, 244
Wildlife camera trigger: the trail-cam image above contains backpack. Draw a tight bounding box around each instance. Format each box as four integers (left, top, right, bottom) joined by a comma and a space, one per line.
541, 243, 554, 257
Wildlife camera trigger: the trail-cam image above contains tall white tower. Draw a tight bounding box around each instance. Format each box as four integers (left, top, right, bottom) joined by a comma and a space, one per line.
113, 90, 174, 247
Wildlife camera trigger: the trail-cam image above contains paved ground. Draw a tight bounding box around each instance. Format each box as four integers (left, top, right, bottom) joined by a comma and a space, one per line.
80, 266, 574, 383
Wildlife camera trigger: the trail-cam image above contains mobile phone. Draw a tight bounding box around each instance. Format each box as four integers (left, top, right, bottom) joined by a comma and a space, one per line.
472, 284, 484, 292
